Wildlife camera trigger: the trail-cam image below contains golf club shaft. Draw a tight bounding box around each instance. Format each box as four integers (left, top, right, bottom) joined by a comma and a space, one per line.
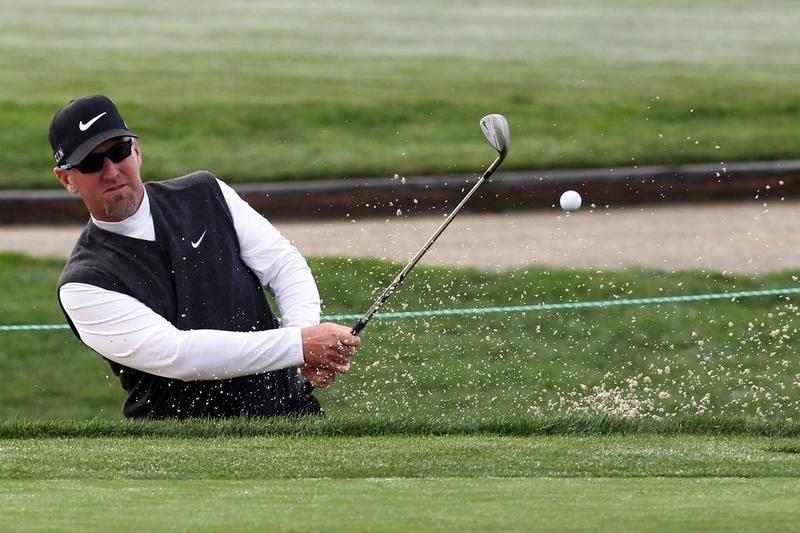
351, 151, 507, 335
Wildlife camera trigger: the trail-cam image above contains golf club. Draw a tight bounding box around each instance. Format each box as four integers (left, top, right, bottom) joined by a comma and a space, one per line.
351, 113, 510, 335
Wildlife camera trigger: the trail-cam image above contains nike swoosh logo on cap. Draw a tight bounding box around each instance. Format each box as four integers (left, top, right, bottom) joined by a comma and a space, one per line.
191, 230, 207, 249
78, 112, 107, 131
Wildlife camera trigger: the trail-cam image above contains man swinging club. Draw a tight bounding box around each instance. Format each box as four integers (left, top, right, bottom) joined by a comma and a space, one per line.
50, 94, 360, 419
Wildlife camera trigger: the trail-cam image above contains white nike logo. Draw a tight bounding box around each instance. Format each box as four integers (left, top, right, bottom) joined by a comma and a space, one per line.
190, 230, 207, 249
78, 112, 107, 131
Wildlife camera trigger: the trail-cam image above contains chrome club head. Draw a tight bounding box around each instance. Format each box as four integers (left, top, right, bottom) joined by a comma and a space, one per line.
480, 113, 510, 155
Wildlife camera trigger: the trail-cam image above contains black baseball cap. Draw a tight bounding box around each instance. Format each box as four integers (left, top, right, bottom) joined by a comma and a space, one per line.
49, 95, 138, 167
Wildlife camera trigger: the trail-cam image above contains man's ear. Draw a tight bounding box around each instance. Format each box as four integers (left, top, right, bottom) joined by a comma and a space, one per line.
54, 167, 78, 194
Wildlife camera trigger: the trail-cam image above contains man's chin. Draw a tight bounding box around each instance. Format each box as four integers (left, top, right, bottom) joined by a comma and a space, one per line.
104, 193, 138, 220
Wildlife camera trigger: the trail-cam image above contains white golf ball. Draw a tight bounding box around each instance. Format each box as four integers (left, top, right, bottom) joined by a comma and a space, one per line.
559, 190, 582, 211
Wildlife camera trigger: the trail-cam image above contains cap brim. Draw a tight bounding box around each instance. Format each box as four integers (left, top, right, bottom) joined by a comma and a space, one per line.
64, 129, 139, 166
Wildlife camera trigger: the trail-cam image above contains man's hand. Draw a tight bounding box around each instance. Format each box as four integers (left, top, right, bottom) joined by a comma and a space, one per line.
300, 322, 361, 375
299, 364, 336, 388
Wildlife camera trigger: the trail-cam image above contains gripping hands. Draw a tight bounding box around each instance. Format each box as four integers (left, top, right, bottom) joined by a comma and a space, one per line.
300, 322, 361, 388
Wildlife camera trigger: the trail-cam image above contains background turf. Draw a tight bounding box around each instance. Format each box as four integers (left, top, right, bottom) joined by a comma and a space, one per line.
2, 0, 799, 188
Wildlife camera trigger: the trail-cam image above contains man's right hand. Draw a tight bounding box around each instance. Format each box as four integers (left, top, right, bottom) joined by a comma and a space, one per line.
300, 322, 361, 374
299, 364, 335, 388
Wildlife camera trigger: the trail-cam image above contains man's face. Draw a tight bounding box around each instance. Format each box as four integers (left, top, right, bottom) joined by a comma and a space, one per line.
54, 137, 145, 222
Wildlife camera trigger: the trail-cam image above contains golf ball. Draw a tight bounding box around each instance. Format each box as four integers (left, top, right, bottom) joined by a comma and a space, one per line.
559, 190, 582, 211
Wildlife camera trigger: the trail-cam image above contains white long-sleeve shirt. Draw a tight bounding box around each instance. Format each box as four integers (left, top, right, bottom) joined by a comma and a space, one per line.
59, 178, 320, 381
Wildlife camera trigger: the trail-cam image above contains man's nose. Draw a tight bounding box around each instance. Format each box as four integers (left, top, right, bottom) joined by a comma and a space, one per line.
100, 155, 120, 178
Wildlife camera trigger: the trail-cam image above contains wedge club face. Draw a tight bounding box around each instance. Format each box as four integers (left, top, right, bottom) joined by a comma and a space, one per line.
480, 114, 510, 154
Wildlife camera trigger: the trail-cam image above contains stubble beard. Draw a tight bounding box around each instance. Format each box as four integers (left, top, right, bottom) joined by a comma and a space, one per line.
104, 189, 139, 220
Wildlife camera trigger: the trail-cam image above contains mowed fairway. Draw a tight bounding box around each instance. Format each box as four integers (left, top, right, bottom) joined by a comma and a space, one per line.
4, 478, 798, 531
3, 430, 800, 530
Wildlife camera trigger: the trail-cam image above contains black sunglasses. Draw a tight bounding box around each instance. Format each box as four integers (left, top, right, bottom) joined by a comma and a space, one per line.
60, 139, 134, 174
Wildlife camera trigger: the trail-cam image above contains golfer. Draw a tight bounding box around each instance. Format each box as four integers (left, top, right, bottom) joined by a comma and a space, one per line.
49, 94, 360, 419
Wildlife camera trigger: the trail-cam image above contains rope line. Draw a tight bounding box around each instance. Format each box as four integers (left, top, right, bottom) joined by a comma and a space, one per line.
2, 287, 797, 332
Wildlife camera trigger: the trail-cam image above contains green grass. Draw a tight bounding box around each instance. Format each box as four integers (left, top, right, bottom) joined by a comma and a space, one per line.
2, 433, 800, 531
2, 251, 799, 529
3, 434, 800, 479
3, 0, 800, 188
2, 478, 797, 531
3, 414, 800, 439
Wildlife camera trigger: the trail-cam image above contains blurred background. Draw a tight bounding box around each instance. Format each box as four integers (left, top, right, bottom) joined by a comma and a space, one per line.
2, 0, 799, 188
